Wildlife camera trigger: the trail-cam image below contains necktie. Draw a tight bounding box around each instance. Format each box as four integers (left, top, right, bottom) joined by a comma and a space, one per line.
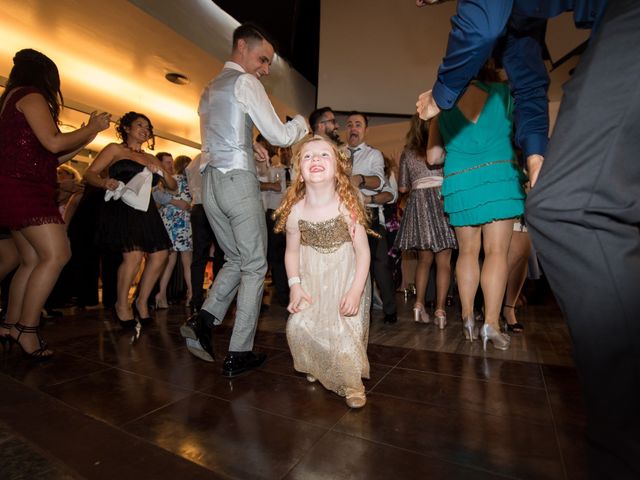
348, 147, 360, 161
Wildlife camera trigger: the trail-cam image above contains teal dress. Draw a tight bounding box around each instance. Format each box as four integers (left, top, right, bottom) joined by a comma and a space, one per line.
438, 81, 525, 227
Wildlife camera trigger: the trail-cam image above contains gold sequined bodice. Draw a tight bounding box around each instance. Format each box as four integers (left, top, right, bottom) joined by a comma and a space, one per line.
299, 215, 352, 253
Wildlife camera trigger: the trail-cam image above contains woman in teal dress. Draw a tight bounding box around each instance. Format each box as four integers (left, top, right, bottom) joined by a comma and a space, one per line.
427, 62, 525, 351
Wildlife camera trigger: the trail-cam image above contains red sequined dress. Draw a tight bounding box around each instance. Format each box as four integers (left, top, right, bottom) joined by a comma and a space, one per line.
0, 86, 63, 229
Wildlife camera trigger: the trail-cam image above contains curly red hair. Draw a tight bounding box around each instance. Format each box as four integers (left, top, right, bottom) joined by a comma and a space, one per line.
273, 136, 372, 234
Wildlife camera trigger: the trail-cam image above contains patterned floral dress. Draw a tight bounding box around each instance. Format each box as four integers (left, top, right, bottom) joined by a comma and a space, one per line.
159, 174, 192, 251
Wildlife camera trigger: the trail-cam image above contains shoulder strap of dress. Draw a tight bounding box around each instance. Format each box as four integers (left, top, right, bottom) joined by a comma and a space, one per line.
8, 86, 41, 105
0, 86, 41, 116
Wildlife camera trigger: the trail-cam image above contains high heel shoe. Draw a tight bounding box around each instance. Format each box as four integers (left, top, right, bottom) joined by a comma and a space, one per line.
434, 309, 447, 330
462, 316, 478, 341
154, 294, 168, 310
502, 304, 524, 333
480, 323, 511, 351
413, 304, 430, 324
11, 322, 53, 360
113, 310, 137, 330
132, 299, 152, 326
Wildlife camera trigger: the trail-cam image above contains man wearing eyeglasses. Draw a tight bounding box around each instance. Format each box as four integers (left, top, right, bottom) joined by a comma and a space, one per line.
308, 107, 342, 145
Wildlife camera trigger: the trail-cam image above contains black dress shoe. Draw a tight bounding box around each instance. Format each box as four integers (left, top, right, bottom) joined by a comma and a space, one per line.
383, 314, 397, 324
180, 312, 214, 362
222, 351, 266, 377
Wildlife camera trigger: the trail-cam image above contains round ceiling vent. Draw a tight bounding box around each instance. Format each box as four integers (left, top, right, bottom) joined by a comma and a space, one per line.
165, 72, 190, 85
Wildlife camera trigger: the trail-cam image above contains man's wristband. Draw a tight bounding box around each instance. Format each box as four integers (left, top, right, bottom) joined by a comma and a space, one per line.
288, 276, 301, 287
358, 175, 366, 189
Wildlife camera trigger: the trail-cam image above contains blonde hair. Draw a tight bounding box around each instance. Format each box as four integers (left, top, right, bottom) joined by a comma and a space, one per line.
273, 135, 371, 234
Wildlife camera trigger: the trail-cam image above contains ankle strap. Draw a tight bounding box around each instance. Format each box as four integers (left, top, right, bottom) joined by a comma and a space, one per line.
15, 323, 39, 333
503, 304, 515, 309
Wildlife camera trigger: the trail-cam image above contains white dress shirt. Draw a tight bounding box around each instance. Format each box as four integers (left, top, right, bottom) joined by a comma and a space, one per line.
199, 62, 308, 173
350, 143, 398, 224
349, 142, 385, 196
185, 153, 204, 205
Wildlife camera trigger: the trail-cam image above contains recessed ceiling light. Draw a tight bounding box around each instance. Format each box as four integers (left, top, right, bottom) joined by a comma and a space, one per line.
165, 72, 190, 85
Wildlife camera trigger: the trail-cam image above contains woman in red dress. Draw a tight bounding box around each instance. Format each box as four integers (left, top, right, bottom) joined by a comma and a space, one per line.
0, 49, 110, 359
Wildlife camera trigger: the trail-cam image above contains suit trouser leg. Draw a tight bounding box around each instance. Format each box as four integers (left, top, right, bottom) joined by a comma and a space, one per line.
368, 218, 397, 316
526, 2, 640, 477
266, 211, 288, 301
201, 168, 267, 352
190, 204, 215, 309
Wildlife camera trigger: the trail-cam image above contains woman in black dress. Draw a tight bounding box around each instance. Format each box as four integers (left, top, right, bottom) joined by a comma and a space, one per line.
83, 112, 176, 328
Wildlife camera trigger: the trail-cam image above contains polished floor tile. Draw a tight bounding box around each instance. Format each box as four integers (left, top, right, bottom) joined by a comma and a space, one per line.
398, 348, 545, 388
41, 367, 191, 426
284, 430, 508, 480
0, 350, 110, 389
371, 368, 553, 426
0, 288, 588, 479
202, 369, 350, 428
334, 393, 565, 479
124, 392, 328, 479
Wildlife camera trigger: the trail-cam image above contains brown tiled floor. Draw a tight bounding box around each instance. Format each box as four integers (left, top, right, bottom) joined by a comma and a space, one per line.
0, 290, 587, 479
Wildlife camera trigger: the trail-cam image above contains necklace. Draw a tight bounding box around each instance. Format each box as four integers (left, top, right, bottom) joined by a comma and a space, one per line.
125, 144, 144, 153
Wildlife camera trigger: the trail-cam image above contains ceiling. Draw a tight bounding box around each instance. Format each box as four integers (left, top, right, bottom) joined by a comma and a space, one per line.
0, 0, 315, 162
1, 1, 588, 164
214, 0, 320, 86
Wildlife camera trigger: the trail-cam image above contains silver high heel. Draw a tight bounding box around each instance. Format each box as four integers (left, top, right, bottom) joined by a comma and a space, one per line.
462, 316, 478, 341
413, 304, 430, 324
434, 309, 447, 330
480, 324, 511, 351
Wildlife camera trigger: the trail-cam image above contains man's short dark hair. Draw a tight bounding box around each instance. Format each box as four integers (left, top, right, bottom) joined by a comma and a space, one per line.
232, 23, 277, 51
308, 107, 334, 133
346, 110, 369, 127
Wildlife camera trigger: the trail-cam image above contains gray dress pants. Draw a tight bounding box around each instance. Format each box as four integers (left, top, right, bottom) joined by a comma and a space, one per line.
201, 167, 267, 352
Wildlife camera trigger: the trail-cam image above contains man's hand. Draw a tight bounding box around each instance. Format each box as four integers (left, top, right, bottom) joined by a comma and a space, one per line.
253, 141, 269, 162
527, 154, 544, 188
416, 90, 441, 121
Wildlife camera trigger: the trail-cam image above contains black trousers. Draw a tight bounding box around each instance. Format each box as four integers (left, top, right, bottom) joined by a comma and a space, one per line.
368, 215, 397, 316
526, 2, 640, 478
190, 204, 224, 309
265, 210, 288, 303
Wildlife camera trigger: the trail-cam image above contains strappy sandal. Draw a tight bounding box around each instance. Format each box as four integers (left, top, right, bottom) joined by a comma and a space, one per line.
11, 323, 54, 360
503, 304, 524, 333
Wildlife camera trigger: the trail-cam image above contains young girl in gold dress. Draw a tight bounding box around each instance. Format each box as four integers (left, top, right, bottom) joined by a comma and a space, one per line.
274, 136, 371, 408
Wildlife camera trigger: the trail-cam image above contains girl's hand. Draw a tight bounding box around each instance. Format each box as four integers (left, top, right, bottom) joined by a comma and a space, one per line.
339, 288, 361, 317
287, 284, 312, 314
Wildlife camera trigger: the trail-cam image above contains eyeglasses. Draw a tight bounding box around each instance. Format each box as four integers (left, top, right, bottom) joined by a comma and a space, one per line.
319, 118, 337, 125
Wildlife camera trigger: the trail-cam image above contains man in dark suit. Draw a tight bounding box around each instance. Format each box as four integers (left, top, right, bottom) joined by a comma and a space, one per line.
415, 1, 639, 477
